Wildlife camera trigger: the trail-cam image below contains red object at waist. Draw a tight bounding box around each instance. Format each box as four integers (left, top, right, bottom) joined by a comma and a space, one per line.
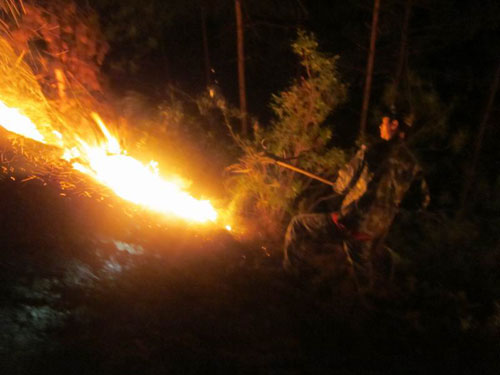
330, 212, 372, 242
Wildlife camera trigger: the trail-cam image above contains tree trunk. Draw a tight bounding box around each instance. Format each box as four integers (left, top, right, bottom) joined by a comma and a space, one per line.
457, 60, 500, 218
200, 0, 211, 87
235, 0, 248, 136
359, 0, 381, 142
393, 0, 412, 104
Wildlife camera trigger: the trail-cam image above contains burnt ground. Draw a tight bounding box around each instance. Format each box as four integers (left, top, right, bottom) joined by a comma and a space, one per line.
1, 158, 500, 374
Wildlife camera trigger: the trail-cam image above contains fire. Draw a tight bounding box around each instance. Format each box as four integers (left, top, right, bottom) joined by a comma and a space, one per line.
0, 101, 217, 223
76, 153, 217, 222
0, 101, 45, 143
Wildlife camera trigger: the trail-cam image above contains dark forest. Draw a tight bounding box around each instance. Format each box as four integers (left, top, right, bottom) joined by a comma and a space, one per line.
0, 0, 499, 374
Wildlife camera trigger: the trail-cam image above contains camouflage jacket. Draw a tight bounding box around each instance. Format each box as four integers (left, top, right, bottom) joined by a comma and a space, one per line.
332, 145, 372, 216
332, 140, 429, 238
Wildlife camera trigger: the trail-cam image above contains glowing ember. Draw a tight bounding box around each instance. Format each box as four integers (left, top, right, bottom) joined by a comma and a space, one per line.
0, 100, 217, 223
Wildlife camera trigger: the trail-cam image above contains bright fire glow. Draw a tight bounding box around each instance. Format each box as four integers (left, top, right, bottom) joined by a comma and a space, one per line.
0, 101, 45, 143
0, 101, 217, 223
73, 142, 217, 222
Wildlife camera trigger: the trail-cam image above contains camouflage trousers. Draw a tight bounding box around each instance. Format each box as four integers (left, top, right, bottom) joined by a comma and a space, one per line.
283, 213, 354, 280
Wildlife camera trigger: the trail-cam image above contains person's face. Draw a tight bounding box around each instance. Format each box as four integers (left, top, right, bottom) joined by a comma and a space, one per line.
379, 117, 399, 140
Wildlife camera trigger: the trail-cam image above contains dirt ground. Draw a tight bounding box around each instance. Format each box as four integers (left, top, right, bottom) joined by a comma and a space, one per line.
1, 171, 499, 375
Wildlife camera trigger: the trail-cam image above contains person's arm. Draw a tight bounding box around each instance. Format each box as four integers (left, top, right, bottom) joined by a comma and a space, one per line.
333, 145, 367, 195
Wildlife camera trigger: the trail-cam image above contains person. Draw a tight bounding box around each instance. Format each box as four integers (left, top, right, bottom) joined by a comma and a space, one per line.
283, 116, 429, 284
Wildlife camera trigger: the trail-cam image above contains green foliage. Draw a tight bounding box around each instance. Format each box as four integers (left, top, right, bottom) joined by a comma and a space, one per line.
227, 31, 347, 236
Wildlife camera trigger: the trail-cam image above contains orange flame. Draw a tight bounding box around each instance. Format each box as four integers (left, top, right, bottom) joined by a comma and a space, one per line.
0, 101, 217, 223
0, 101, 46, 143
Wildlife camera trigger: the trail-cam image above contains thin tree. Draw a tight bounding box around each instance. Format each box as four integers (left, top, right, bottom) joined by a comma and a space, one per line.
200, 0, 211, 87
235, 0, 248, 136
458, 60, 500, 218
359, 0, 381, 142
393, 0, 412, 104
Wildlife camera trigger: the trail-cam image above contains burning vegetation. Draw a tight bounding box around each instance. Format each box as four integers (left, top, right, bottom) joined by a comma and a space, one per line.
0, 8, 219, 224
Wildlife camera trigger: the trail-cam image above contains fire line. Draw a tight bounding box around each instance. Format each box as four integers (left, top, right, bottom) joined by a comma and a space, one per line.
0, 100, 218, 223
